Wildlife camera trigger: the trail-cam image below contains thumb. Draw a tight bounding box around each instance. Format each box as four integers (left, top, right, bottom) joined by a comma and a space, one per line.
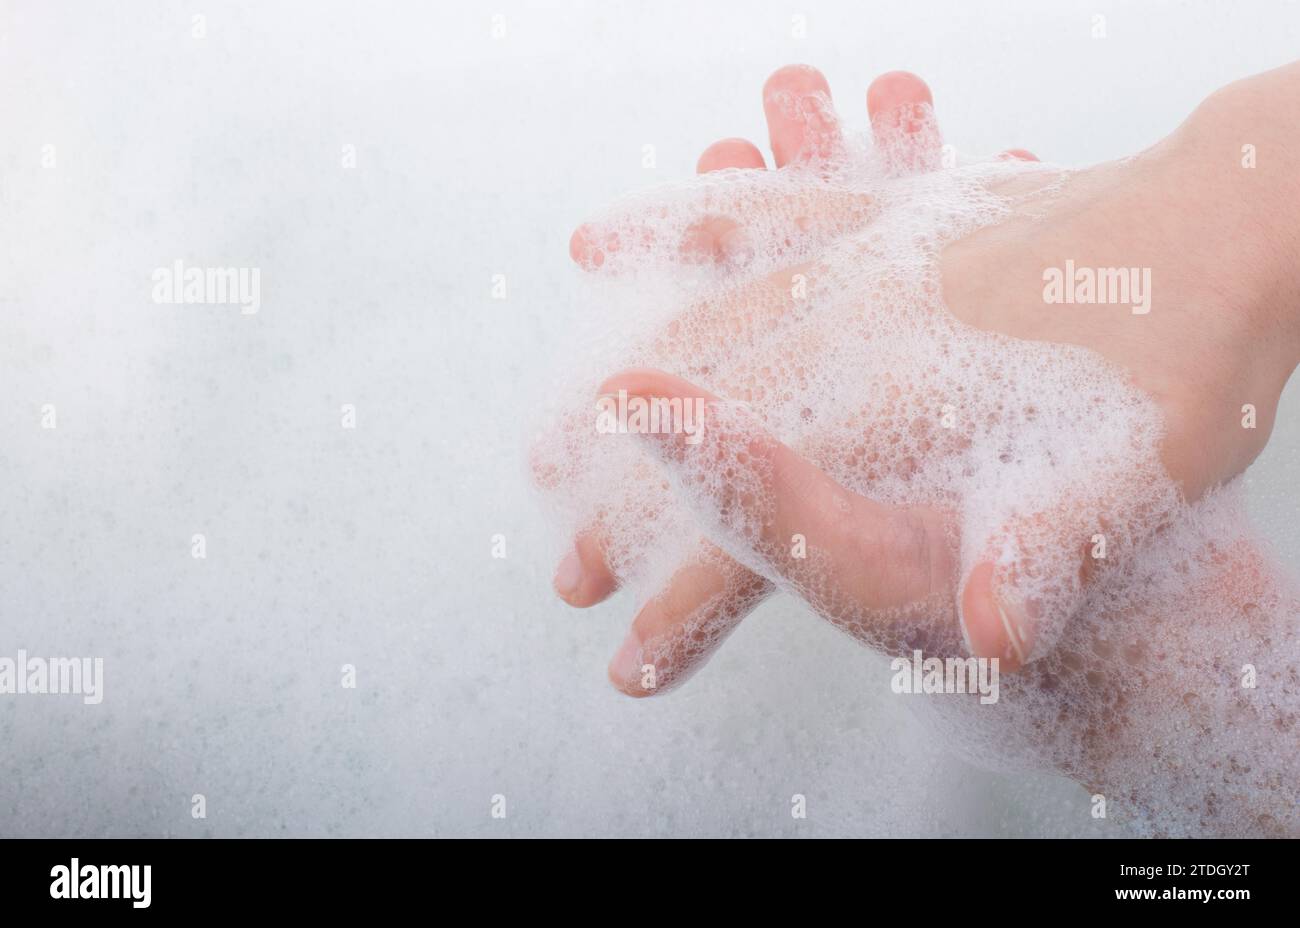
598, 369, 955, 627
958, 500, 1111, 672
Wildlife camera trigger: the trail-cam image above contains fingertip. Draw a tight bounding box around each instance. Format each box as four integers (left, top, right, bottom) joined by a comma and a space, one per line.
568, 224, 604, 269
607, 627, 655, 697
696, 138, 767, 173
866, 71, 941, 174
553, 536, 618, 608
763, 63, 831, 101
866, 70, 933, 120
553, 549, 583, 600
597, 368, 715, 403
763, 64, 839, 167
960, 560, 1030, 672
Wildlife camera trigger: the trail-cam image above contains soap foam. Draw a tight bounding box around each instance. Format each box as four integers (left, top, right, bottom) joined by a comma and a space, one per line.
532, 107, 1299, 837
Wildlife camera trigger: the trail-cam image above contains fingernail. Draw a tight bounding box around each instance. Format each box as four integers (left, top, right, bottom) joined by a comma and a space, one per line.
993, 590, 1032, 667
608, 628, 643, 688
554, 550, 583, 598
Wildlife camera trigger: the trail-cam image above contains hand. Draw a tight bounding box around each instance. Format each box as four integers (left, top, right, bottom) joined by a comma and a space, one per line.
548, 63, 1300, 684
539, 61, 1300, 837
544, 65, 1036, 694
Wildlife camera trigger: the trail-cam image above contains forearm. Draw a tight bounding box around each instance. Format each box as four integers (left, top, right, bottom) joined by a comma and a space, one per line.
1077, 536, 1299, 837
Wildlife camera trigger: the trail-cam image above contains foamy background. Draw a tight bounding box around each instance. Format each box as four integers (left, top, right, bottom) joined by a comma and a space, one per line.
0, 0, 1296, 836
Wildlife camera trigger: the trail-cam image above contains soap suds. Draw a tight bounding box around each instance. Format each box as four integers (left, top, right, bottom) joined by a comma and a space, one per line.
534, 106, 1299, 836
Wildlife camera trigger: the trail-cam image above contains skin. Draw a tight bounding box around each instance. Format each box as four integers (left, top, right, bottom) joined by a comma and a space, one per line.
543, 64, 1300, 833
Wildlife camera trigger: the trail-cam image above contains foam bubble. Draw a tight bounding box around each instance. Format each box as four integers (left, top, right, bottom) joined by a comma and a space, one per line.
533, 113, 1299, 836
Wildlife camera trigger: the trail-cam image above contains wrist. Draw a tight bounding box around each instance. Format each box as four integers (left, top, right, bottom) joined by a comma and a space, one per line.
1161, 68, 1300, 366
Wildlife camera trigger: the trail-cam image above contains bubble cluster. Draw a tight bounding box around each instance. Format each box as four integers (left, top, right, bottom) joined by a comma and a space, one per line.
533, 112, 1299, 836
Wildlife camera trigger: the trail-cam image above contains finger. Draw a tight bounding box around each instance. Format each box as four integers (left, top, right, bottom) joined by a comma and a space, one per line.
960, 560, 1031, 671
569, 183, 874, 273
998, 148, 1039, 162
697, 138, 767, 173
959, 498, 1112, 672
763, 64, 843, 167
866, 70, 934, 137
569, 221, 637, 271
681, 142, 768, 260
598, 369, 955, 626
553, 529, 620, 608
531, 407, 647, 610
608, 543, 773, 696
866, 70, 942, 174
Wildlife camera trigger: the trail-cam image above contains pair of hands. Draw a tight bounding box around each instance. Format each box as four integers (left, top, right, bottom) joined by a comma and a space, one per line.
547, 63, 1299, 697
